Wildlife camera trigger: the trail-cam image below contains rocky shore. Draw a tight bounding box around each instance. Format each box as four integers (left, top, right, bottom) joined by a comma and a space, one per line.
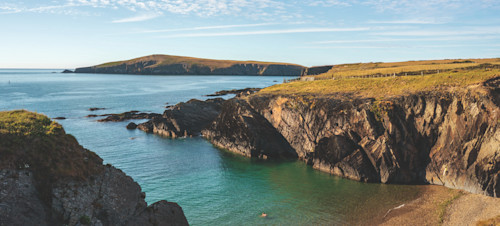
135, 77, 500, 197
0, 110, 188, 225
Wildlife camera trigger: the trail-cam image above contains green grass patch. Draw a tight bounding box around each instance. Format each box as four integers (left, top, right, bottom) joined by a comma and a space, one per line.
0, 110, 63, 136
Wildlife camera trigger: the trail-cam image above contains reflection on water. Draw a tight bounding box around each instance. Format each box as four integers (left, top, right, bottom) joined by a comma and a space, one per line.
0, 70, 420, 225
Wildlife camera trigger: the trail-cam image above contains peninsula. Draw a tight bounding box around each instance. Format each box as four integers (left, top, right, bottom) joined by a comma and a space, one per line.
71, 54, 307, 76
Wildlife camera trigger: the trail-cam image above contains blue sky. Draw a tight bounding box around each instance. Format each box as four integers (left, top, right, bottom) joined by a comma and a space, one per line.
0, 0, 499, 68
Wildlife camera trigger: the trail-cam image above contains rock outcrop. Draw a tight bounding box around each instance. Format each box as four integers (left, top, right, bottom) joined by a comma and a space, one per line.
202, 78, 500, 197
202, 98, 297, 159
74, 54, 305, 76
138, 98, 224, 138
0, 110, 188, 225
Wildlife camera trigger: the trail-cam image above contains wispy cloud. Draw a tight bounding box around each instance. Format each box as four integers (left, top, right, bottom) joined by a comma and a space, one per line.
373, 27, 500, 36
367, 19, 447, 24
161, 27, 369, 38
140, 23, 276, 33
312, 35, 500, 44
112, 13, 161, 23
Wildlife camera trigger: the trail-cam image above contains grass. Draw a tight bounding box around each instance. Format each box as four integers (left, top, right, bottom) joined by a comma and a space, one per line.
0, 110, 63, 136
476, 215, 500, 226
95, 54, 304, 70
0, 110, 104, 203
260, 68, 500, 99
313, 58, 500, 80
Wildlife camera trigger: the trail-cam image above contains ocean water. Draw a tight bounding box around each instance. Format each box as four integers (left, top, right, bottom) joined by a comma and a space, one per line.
0, 69, 420, 225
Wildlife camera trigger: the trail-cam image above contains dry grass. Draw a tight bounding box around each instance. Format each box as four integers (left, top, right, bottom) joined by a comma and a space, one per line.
260, 69, 500, 98
477, 215, 500, 226
96, 54, 304, 69
314, 58, 500, 79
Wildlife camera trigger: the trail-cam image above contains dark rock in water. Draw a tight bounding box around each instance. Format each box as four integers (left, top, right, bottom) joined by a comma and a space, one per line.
86, 114, 98, 118
0, 111, 188, 225
53, 117, 66, 120
126, 122, 138, 129
206, 88, 261, 97
89, 107, 106, 111
202, 98, 297, 160
61, 69, 74, 73
138, 98, 224, 138
97, 111, 161, 122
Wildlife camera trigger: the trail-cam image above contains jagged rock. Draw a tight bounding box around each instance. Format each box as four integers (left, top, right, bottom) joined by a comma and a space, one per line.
202, 98, 298, 159
97, 111, 161, 122
206, 88, 261, 97
138, 98, 224, 138
61, 69, 74, 73
126, 122, 138, 129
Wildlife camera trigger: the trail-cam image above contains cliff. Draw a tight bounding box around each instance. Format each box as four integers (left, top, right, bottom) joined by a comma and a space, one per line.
0, 110, 188, 225
74, 54, 305, 76
201, 77, 500, 197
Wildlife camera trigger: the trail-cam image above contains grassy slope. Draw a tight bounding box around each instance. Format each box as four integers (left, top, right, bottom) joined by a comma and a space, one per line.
96, 54, 304, 70
260, 58, 500, 99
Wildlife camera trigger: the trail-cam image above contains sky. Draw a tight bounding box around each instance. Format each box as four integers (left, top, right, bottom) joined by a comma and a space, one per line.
0, 0, 499, 68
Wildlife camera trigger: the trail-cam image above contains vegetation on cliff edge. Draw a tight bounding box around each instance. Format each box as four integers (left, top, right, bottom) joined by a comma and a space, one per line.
261, 67, 499, 98
0, 110, 103, 185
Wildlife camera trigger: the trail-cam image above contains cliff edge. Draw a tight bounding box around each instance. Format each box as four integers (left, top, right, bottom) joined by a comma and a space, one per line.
0, 110, 189, 226
202, 74, 500, 197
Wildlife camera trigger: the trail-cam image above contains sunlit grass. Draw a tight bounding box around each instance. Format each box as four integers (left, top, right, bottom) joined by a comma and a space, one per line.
260, 69, 499, 98
313, 58, 500, 80
0, 110, 63, 136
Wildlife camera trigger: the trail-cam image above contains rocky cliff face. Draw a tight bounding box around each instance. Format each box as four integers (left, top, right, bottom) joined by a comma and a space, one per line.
202, 78, 500, 197
0, 111, 189, 225
75, 60, 305, 76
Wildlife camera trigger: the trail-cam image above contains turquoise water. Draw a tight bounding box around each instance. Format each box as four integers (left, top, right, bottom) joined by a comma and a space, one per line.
0, 69, 420, 225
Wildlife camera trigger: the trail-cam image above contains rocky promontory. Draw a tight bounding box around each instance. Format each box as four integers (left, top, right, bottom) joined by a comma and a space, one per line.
0, 110, 188, 225
202, 77, 500, 197
74, 54, 305, 76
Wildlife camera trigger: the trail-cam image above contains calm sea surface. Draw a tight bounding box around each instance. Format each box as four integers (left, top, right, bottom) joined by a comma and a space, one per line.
0, 69, 420, 225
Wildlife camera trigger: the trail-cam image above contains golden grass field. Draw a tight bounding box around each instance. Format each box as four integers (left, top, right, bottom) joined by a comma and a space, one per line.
260, 58, 500, 99
314, 58, 500, 79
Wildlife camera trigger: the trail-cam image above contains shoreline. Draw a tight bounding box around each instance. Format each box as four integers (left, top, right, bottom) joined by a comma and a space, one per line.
378, 185, 500, 225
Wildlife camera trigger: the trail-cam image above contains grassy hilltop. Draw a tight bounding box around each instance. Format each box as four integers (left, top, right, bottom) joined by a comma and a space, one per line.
260, 58, 500, 98
96, 54, 303, 69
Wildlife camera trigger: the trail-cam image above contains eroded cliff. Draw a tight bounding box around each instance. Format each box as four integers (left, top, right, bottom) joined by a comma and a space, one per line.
202, 77, 500, 196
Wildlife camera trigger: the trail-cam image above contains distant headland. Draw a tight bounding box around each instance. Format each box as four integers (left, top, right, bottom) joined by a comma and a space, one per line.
65, 54, 331, 76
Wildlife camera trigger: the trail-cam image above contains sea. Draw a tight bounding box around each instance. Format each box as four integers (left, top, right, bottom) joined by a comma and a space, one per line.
0, 69, 421, 225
